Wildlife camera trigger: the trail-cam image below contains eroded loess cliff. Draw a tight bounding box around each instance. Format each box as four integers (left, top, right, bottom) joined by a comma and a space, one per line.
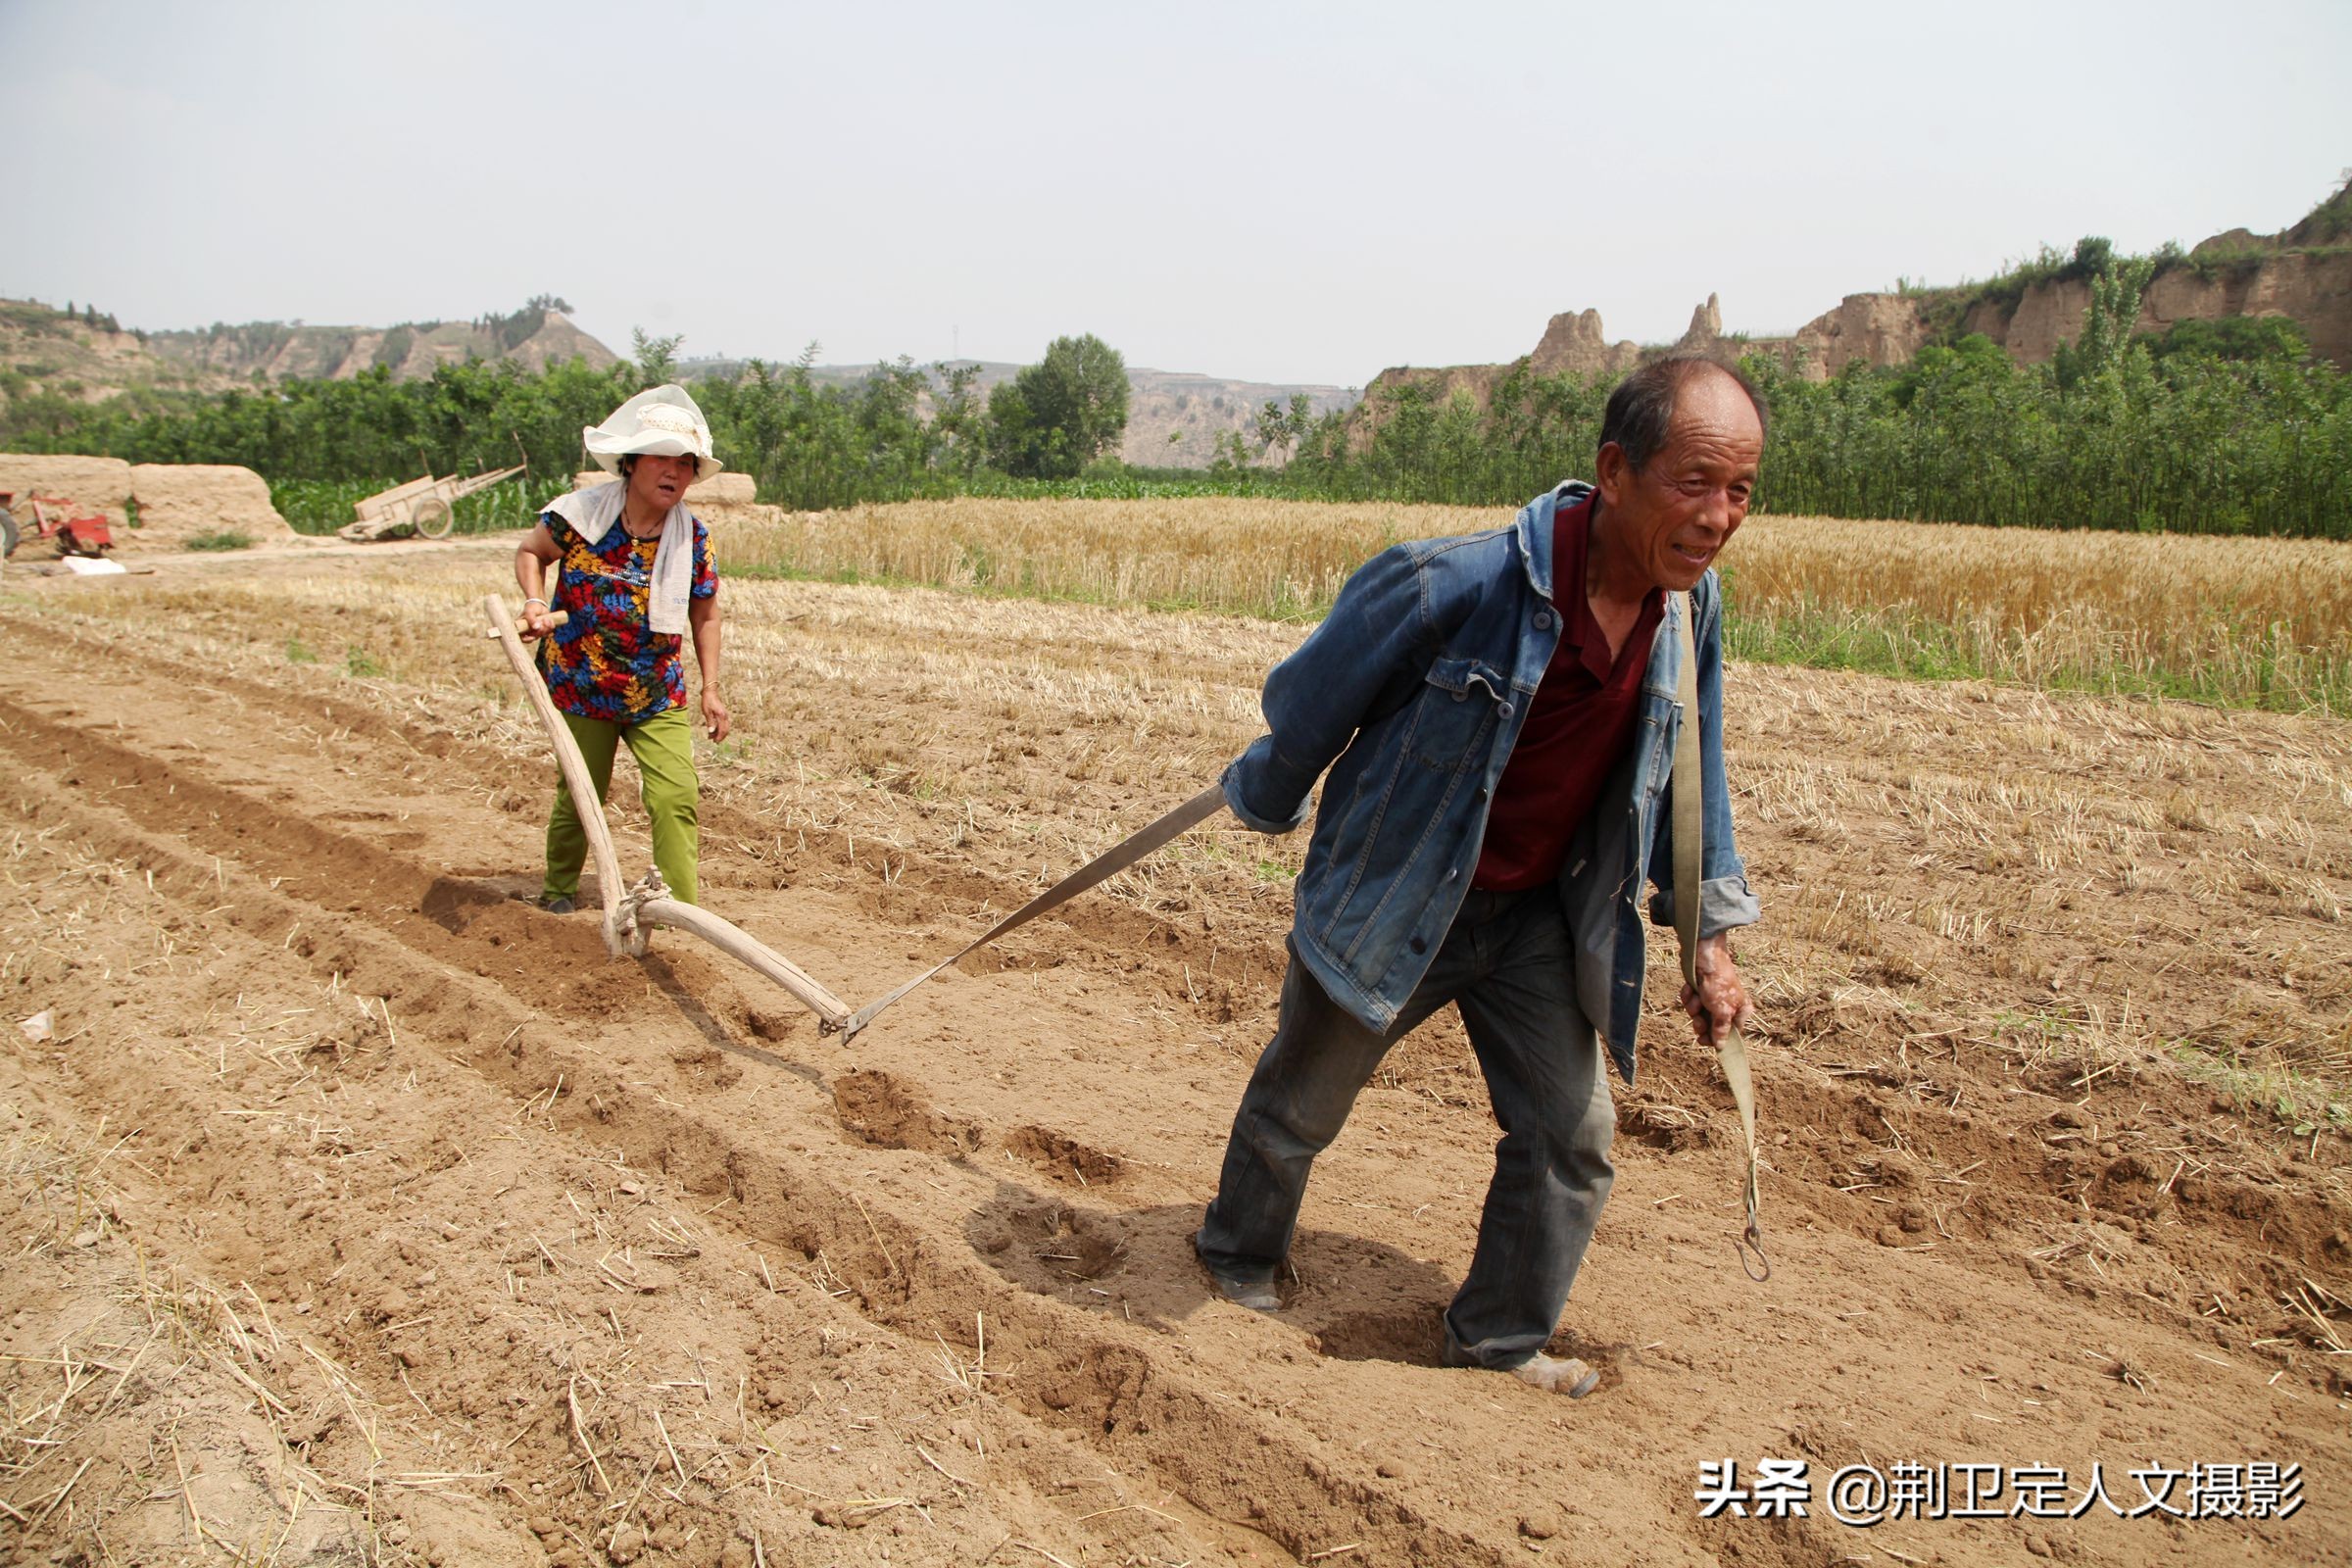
1360, 189, 2352, 424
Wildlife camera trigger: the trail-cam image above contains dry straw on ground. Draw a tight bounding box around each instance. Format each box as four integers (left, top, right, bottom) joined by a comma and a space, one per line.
2, 539, 2348, 1561
32, 550, 2351, 1120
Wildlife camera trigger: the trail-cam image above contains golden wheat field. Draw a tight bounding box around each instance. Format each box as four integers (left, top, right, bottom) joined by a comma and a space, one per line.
718, 498, 2352, 710
0, 505, 2347, 1567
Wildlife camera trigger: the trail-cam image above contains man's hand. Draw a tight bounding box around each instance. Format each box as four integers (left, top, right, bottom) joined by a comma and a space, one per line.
1681, 932, 1755, 1048
701, 688, 731, 745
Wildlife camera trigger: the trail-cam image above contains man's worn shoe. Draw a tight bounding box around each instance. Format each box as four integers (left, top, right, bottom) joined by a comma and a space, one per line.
1193, 1235, 1281, 1312
538, 895, 576, 915
1444, 1335, 1603, 1397
1501, 1352, 1601, 1398
1205, 1270, 1282, 1313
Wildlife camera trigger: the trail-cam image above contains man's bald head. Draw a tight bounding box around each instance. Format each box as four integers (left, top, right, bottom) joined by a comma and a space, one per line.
1597, 357, 1768, 475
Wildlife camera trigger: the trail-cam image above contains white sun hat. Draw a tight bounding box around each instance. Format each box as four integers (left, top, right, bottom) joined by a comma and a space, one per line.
582, 383, 724, 480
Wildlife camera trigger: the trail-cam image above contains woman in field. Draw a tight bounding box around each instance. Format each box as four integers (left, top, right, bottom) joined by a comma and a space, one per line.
514, 384, 730, 909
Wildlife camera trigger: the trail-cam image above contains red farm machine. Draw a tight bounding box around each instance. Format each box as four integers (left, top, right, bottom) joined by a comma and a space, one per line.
0, 491, 114, 559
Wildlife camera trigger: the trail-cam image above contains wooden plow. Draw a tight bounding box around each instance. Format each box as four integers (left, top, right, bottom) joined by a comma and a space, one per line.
482, 596, 855, 1033
484, 595, 1225, 1041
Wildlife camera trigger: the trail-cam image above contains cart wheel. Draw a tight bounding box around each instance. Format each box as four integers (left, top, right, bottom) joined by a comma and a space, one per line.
0, 506, 16, 559
412, 497, 456, 540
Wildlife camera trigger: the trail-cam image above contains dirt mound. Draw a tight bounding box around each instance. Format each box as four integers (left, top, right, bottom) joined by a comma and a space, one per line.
0, 452, 133, 524
127, 462, 297, 549
570, 467, 760, 520
1, 456, 297, 552
685, 472, 756, 509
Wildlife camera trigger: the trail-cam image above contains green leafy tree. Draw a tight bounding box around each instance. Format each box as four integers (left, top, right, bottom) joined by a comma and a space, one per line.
2055, 252, 2155, 390
930, 362, 990, 478
631, 327, 684, 385
987, 334, 1129, 477
2140, 316, 2308, 365
2063, 235, 2115, 281
982, 377, 1045, 476
1205, 428, 1255, 476
1251, 392, 1317, 464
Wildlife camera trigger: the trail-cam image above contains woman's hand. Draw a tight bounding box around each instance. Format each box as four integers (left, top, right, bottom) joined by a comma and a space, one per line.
701, 687, 731, 745
513, 524, 562, 637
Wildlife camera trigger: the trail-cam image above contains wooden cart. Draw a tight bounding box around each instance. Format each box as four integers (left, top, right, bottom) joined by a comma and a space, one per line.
340, 463, 525, 543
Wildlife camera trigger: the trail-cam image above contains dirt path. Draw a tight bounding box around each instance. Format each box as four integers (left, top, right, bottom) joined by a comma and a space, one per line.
0, 562, 2345, 1567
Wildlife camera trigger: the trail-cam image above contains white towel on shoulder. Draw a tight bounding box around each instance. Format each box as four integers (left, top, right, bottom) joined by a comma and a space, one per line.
542, 480, 693, 635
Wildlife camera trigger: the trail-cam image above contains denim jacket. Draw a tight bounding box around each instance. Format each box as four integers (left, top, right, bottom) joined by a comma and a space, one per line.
1221, 481, 1760, 1082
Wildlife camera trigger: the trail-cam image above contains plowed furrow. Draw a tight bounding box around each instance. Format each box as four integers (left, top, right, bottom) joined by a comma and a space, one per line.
1, 698, 1517, 1565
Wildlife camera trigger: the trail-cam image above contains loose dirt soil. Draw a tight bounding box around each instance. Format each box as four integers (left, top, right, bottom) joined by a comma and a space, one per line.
1, 545, 2346, 1567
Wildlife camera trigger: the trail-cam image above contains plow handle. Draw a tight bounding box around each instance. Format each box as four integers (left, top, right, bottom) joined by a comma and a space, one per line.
480, 609, 569, 640
482, 596, 630, 955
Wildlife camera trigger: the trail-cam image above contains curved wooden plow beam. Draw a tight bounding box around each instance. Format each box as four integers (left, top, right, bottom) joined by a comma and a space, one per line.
482, 595, 853, 1033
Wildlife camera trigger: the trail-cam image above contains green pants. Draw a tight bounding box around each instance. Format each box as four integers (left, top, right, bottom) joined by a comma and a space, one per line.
544, 707, 700, 905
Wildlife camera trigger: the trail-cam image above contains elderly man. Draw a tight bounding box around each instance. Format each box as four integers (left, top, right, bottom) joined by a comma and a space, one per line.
514, 384, 731, 910
1197, 356, 1764, 1397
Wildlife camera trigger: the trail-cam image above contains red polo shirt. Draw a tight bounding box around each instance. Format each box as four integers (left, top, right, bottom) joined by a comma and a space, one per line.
1470, 494, 1663, 892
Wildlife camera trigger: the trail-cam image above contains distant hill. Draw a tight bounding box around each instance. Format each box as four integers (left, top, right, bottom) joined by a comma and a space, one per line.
0, 295, 616, 402
1123, 367, 1358, 468
1361, 178, 2352, 430
676, 355, 1359, 468
2, 303, 1354, 469
0, 298, 204, 402
15, 180, 2346, 465
144, 296, 617, 383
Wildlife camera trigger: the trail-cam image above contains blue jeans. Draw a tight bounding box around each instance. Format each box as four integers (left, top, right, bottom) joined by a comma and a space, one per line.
1197, 886, 1616, 1368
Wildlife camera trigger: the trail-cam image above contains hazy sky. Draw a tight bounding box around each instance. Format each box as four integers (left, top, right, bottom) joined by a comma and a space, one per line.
9, 0, 2349, 386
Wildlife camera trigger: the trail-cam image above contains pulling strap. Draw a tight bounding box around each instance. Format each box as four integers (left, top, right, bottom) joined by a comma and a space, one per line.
1672, 593, 1770, 1282
843, 783, 1228, 1037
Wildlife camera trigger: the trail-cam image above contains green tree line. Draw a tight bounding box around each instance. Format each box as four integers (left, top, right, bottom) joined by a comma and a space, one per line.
1268, 253, 2351, 538
0, 331, 1135, 514
6, 265, 2347, 536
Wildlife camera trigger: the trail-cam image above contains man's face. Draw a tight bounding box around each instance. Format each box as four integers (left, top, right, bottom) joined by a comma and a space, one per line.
1595, 373, 1764, 593
627, 452, 700, 514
